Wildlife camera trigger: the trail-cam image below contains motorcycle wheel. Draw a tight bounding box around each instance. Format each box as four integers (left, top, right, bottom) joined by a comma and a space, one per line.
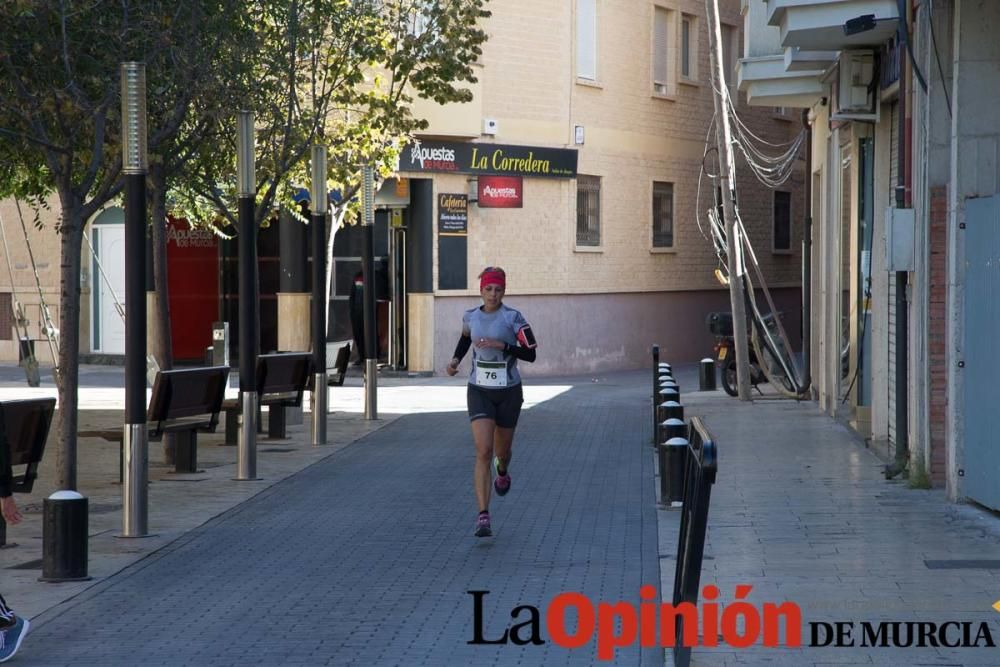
720, 359, 739, 397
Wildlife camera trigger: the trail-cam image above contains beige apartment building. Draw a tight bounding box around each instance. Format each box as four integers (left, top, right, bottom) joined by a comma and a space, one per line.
395, 0, 806, 375
0, 0, 805, 381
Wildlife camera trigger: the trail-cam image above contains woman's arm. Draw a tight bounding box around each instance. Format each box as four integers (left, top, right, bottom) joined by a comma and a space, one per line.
503, 342, 536, 363
446, 334, 473, 376
452, 334, 472, 365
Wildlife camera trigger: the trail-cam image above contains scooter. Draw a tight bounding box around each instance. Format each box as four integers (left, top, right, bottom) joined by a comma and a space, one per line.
708, 312, 765, 396
707, 311, 792, 397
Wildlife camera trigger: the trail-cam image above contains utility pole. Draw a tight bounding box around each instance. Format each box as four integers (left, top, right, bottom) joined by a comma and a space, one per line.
706, 0, 752, 400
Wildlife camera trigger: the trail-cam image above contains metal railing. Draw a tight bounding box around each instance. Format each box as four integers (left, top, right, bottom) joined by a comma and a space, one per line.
671, 417, 718, 667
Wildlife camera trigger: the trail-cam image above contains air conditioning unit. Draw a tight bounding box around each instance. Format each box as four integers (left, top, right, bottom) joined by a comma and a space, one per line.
832, 50, 878, 122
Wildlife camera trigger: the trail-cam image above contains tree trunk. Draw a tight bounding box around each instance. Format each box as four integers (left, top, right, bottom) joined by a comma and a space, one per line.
55, 203, 85, 490
323, 208, 346, 330
148, 166, 176, 464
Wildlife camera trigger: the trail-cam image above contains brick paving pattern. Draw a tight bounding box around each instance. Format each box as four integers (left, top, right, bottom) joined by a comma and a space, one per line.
22, 380, 661, 666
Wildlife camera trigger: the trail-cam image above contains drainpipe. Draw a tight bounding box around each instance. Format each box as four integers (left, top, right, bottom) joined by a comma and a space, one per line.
800, 109, 813, 396
885, 4, 910, 479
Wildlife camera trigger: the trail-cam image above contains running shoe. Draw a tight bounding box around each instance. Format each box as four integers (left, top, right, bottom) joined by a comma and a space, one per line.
0, 617, 29, 663
493, 457, 511, 497
475, 512, 492, 537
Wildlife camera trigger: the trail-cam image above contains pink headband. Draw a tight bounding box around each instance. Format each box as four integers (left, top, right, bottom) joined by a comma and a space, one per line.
480, 270, 505, 290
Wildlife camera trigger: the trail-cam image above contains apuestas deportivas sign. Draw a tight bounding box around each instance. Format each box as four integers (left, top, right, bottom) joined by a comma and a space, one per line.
477, 175, 523, 208
400, 140, 577, 179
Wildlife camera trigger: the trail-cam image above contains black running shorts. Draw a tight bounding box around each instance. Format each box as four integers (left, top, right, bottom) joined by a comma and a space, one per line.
467, 383, 524, 428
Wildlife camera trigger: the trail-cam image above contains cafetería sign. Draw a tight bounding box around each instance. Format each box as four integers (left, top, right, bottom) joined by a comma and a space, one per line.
401, 140, 577, 179
438, 194, 468, 234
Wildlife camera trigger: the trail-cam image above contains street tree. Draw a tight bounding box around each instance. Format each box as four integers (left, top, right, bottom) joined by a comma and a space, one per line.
0, 0, 252, 489
169, 0, 490, 327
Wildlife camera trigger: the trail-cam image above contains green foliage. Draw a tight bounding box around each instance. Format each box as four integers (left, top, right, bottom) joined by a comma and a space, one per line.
908, 457, 932, 490
168, 0, 491, 229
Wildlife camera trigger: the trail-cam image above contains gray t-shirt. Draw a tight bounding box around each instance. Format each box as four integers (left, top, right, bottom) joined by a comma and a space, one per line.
462, 304, 530, 388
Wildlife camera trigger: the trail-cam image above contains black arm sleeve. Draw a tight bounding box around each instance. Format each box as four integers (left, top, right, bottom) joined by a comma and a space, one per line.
504, 342, 536, 363
452, 334, 472, 362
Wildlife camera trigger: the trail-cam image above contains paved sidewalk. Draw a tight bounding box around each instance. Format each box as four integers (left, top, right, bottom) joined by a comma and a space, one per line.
11, 371, 661, 666
661, 380, 1000, 666
3, 364, 999, 666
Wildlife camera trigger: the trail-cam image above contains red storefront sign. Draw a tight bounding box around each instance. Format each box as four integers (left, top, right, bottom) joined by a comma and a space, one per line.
477, 175, 523, 208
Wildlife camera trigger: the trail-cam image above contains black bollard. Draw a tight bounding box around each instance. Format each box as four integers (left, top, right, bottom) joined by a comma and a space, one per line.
661, 417, 686, 442
666, 437, 689, 503
665, 381, 681, 401
699, 358, 717, 391
40, 491, 90, 582
659, 387, 679, 405
658, 400, 683, 422
651, 345, 660, 441
656, 440, 670, 504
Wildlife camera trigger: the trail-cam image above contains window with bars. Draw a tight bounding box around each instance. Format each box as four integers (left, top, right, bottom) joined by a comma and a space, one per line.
577, 0, 597, 80
773, 191, 792, 252
652, 182, 674, 248
0, 293, 12, 340
576, 175, 601, 247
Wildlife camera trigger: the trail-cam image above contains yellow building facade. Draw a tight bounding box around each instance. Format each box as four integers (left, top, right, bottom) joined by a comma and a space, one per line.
393, 0, 805, 375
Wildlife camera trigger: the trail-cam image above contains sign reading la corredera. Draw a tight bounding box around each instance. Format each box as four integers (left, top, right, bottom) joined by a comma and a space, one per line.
400, 140, 578, 179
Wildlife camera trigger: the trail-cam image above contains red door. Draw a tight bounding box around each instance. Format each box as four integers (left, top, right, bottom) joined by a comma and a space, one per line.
166, 217, 220, 361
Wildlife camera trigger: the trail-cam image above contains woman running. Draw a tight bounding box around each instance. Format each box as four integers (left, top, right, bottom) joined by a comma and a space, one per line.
446, 267, 537, 537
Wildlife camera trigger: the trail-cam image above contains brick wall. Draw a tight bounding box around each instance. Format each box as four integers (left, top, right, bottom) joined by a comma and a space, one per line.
928, 185, 948, 485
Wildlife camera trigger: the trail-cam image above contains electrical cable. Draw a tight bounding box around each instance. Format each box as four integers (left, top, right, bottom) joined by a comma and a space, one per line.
13, 198, 59, 373
0, 210, 39, 385
841, 167, 876, 405
897, 0, 929, 94
926, 0, 952, 118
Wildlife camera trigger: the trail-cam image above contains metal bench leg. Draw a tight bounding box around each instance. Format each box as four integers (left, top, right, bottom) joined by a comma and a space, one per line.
268, 405, 287, 439
225, 408, 238, 446
174, 430, 198, 473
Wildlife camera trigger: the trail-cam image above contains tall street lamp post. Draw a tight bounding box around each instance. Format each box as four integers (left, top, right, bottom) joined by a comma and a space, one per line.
362, 165, 378, 420
236, 111, 259, 480
310, 146, 328, 445
121, 62, 149, 538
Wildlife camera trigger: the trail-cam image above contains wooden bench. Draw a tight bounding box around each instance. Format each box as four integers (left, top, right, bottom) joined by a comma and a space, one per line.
79, 366, 229, 476
223, 352, 313, 445
0, 397, 57, 546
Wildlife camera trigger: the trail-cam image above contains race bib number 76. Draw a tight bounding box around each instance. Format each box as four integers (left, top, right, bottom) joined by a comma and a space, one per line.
475, 360, 508, 387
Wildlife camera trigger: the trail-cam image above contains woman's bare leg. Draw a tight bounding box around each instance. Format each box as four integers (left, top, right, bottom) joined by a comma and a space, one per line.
493, 426, 516, 472
471, 418, 496, 512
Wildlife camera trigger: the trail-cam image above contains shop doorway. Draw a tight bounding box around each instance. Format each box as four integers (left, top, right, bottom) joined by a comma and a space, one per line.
90, 208, 126, 355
